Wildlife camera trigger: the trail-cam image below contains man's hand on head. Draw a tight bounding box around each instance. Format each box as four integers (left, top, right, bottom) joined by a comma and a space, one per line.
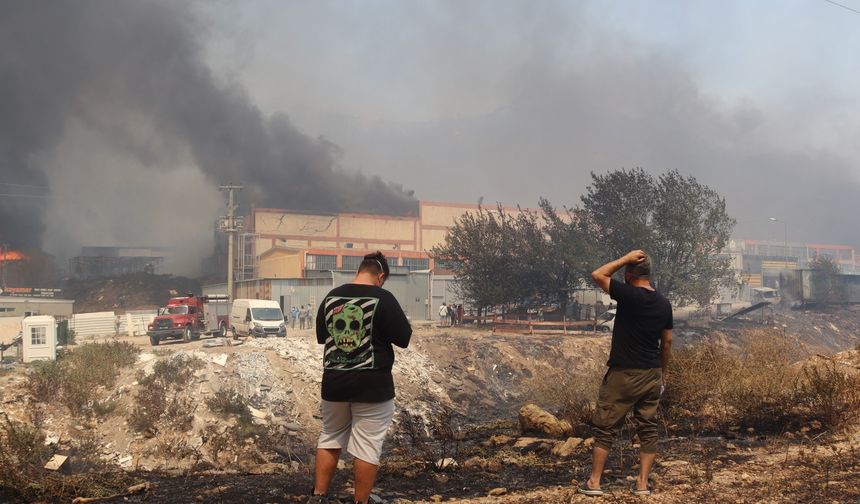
625, 250, 647, 265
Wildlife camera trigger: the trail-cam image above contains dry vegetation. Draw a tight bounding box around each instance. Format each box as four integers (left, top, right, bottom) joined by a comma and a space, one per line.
27, 341, 139, 416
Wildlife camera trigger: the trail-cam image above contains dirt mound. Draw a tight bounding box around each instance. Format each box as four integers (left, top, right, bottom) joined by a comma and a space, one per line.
64, 273, 201, 313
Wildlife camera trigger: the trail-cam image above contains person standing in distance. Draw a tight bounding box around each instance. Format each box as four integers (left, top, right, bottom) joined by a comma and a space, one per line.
308, 251, 412, 504
579, 250, 673, 497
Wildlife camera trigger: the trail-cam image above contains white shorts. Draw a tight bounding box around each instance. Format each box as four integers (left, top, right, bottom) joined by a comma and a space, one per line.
317, 399, 395, 465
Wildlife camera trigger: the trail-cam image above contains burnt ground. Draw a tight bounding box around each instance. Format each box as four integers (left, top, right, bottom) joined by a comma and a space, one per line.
3, 308, 860, 503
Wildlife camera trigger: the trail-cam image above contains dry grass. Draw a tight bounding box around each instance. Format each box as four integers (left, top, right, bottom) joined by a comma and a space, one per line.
528, 361, 604, 432
0, 414, 138, 502
665, 329, 860, 432
26, 341, 139, 416
128, 354, 203, 435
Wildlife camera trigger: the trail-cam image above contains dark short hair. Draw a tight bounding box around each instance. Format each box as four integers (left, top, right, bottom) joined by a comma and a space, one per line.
358, 251, 390, 278
626, 255, 651, 278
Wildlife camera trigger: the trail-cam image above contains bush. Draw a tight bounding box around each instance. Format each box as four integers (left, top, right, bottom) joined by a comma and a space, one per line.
26, 341, 139, 416
797, 360, 860, 428
0, 414, 137, 501
26, 360, 64, 403
529, 363, 604, 429
128, 354, 202, 435
662, 329, 860, 432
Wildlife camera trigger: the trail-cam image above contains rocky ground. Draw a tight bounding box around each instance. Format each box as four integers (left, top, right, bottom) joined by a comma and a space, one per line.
1, 307, 860, 503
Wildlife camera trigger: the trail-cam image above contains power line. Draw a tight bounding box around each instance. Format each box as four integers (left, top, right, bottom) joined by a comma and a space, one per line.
824, 0, 860, 15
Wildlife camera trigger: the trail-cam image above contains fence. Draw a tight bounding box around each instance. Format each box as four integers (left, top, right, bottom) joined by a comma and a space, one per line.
491, 317, 595, 335
69, 310, 157, 338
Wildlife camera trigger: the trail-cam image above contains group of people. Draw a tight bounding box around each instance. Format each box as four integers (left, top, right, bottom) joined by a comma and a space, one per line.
307, 249, 672, 503
437, 302, 465, 326
289, 305, 314, 329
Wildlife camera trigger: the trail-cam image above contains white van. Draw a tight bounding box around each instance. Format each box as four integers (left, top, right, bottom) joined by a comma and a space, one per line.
230, 299, 286, 338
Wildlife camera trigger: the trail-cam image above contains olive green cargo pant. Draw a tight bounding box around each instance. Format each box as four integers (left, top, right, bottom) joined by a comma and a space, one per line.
591, 367, 662, 454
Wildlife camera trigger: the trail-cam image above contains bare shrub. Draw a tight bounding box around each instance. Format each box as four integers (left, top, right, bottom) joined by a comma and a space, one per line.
26, 360, 63, 402
0, 414, 136, 501
207, 387, 251, 418
529, 362, 604, 429
395, 406, 465, 471
797, 360, 860, 428
666, 330, 803, 430
129, 354, 202, 435
26, 341, 139, 416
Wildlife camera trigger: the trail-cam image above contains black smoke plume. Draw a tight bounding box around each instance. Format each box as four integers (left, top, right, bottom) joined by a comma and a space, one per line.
0, 1, 416, 253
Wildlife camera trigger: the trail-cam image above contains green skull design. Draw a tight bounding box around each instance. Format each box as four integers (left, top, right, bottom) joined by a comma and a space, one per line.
329, 303, 364, 351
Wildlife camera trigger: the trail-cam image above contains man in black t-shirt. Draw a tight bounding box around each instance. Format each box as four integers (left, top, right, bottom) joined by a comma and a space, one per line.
308, 251, 412, 504
579, 250, 673, 497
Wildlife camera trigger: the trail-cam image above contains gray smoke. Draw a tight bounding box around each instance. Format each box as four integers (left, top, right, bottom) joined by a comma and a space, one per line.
244, 1, 860, 249
0, 1, 416, 269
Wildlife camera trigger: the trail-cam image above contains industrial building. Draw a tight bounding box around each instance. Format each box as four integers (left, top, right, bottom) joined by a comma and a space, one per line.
724, 239, 860, 290
0, 296, 74, 318
235, 201, 522, 280
69, 246, 167, 279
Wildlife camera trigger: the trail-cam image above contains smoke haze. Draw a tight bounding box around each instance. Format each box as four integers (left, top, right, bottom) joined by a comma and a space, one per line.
0, 0, 416, 273
3, 0, 860, 277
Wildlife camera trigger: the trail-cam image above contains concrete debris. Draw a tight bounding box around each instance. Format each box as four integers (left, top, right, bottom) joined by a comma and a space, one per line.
44, 454, 68, 471
210, 354, 228, 367
204, 338, 228, 348
488, 487, 508, 496
44, 432, 60, 446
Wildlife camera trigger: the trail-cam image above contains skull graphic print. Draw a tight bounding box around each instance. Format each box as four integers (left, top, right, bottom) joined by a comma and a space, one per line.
323, 296, 379, 370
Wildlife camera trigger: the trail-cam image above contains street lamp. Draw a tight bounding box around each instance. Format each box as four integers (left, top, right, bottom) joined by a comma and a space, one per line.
768, 217, 788, 262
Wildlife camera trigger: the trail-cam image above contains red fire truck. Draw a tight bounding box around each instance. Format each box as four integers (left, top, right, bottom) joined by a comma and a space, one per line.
146, 294, 230, 346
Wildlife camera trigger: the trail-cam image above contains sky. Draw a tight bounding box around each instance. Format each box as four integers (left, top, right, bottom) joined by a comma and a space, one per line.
3, 0, 860, 274
204, 0, 860, 246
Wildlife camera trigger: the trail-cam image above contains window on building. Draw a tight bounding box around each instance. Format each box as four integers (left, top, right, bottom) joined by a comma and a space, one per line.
341, 255, 364, 271
0, 307, 14, 313
402, 257, 430, 271
31, 326, 46, 346
435, 259, 462, 271
306, 254, 337, 271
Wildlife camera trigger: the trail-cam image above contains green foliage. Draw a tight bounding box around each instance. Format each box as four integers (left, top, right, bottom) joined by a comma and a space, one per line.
579, 168, 736, 304
433, 168, 735, 312
808, 255, 844, 304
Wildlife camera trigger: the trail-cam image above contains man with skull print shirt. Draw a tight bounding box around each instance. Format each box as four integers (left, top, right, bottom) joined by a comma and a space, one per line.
308, 251, 412, 504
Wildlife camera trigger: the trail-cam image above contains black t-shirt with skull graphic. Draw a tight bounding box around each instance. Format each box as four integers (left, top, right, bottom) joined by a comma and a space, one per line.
316, 283, 412, 402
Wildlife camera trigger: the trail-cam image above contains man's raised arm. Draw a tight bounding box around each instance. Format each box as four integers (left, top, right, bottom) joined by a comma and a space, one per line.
591, 250, 647, 293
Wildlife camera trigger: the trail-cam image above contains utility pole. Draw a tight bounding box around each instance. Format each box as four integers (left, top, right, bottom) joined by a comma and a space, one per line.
219, 185, 244, 301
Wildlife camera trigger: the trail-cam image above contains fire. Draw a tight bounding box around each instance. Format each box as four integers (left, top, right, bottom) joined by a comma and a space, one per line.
0, 250, 28, 261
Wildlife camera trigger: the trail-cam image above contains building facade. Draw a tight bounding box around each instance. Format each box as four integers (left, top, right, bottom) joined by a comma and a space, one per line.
244, 201, 525, 279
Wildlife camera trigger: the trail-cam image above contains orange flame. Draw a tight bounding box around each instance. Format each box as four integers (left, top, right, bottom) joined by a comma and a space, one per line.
0, 250, 28, 261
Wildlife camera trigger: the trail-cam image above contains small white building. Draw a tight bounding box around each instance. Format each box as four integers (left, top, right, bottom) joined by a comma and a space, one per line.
22, 315, 57, 363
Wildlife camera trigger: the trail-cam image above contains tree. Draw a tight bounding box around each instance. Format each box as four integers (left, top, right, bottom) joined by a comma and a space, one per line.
579, 168, 735, 305
808, 255, 843, 304
530, 198, 595, 317
431, 206, 534, 320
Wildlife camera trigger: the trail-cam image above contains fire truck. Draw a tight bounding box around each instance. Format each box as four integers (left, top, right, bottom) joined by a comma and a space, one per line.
146, 294, 230, 346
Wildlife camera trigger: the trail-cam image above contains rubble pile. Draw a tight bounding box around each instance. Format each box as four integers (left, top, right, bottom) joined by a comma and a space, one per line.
64, 273, 201, 312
